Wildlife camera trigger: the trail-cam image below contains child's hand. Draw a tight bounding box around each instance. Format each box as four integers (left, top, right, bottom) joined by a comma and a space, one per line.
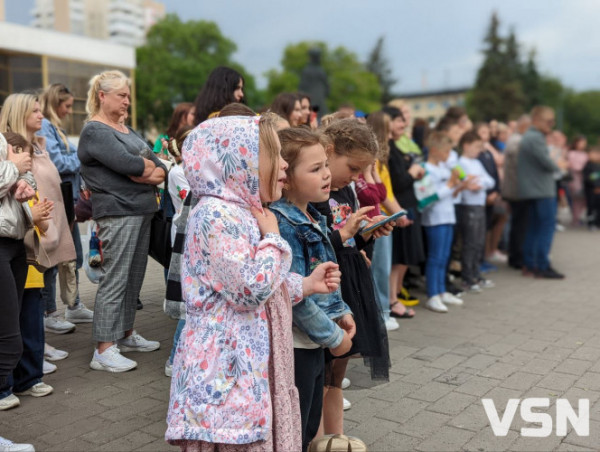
360, 249, 372, 267
330, 331, 353, 357
337, 314, 356, 339
448, 169, 460, 188
465, 175, 482, 191
486, 192, 498, 205
361, 214, 395, 239
303, 262, 341, 296
372, 163, 382, 183
396, 216, 412, 228
408, 164, 425, 180
339, 206, 373, 242
31, 197, 54, 231
250, 206, 280, 237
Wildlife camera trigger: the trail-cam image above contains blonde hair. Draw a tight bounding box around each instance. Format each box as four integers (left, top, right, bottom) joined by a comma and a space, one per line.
0, 93, 38, 140
322, 118, 379, 159
86, 70, 130, 120
367, 111, 391, 163
40, 83, 73, 150
426, 131, 453, 151
259, 112, 281, 199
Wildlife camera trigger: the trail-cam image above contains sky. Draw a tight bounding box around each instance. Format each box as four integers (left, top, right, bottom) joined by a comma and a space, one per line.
5, 0, 600, 93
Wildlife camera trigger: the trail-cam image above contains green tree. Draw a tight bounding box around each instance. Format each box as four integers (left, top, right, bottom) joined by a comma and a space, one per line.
135, 14, 258, 131
467, 12, 526, 121
563, 91, 600, 142
366, 36, 397, 104
265, 41, 382, 113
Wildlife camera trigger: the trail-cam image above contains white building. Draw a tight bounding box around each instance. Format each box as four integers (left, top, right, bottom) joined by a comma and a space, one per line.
30, 0, 164, 47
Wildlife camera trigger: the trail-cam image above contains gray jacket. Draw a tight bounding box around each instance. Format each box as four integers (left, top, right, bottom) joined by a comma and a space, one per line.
0, 135, 35, 239
517, 127, 559, 200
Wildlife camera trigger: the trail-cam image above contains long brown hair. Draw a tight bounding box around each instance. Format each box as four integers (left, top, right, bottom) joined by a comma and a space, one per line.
40, 83, 73, 149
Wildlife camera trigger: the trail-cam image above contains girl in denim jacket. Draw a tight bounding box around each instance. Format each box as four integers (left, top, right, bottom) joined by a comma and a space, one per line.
270, 127, 355, 452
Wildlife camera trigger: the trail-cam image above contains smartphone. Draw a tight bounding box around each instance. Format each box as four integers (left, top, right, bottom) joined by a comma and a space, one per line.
359, 210, 408, 235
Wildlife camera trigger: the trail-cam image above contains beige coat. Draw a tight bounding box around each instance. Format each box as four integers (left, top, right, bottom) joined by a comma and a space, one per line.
31, 137, 75, 266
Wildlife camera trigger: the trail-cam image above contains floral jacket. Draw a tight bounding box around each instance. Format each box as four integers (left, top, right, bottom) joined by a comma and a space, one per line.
166, 116, 303, 445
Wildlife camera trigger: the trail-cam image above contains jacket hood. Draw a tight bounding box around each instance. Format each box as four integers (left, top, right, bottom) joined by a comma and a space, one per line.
183, 115, 262, 210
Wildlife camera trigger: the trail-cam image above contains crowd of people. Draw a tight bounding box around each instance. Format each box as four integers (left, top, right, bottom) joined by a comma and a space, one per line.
1, 64, 597, 452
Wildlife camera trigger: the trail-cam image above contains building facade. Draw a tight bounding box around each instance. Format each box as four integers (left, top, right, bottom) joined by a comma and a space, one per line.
393, 87, 470, 127
0, 22, 136, 134
30, 0, 165, 47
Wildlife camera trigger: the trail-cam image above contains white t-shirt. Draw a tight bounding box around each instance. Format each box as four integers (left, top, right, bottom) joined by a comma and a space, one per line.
421, 161, 456, 226
167, 164, 190, 246
457, 156, 495, 206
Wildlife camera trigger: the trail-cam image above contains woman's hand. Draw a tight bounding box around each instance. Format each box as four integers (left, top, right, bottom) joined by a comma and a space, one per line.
339, 206, 373, 243
13, 180, 35, 202
7, 144, 32, 174
142, 158, 156, 177
250, 206, 280, 237
302, 261, 341, 296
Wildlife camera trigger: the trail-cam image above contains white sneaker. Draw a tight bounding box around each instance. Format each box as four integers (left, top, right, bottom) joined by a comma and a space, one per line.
117, 331, 160, 352
341, 378, 351, 390
478, 278, 496, 289
464, 283, 482, 293
165, 360, 173, 377
441, 292, 464, 306
0, 436, 35, 452
14, 382, 53, 398
90, 345, 137, 373
42, 360, 57, 375
343, 398, 352, 411
489, 251, 508, 263
426, 296, 448, 313
65, 303, 93, 324
44, 314, 75, 334
0, 394, 20, 411
44, 343, 68, 361
385, 317, 400, 331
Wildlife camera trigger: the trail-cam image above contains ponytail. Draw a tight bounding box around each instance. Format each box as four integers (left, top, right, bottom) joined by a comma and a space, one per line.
86, 70, 130, 120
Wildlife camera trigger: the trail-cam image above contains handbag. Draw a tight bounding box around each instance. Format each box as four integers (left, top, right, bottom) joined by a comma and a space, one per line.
308, 434, 368, 452
413, 166, 439, 211
148, 177, 173, 268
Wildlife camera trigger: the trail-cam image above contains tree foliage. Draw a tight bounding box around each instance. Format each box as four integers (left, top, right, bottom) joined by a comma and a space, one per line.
135, 14, 258, 131
264, 41, 382, 113
366, 36, 397, 104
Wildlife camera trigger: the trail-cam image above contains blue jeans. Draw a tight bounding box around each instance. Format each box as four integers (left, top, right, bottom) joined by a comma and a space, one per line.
424, 224, 454, 298
522, 198, 557, 271
0, 289, 44, 399
42, 225, 83, 313
370, 233, 392, 322
168, 319, 186, 365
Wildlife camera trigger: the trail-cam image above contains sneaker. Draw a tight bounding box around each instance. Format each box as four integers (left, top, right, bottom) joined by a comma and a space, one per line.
165, 360, 173, 377
44, 314, 76, 335
341, 378, 351, 390
14, 382, 53, 398
385, 317, 400, 331
65, 303, 93, 323
117, 331, 160, 352
426, 296, 448, 313
0, 394, 20, 411
446, 281, 464, 297
480, 261, 498, 273
535, 268, 565, 280
42, 360, 57, 375
555, 223, 566, 232
343, 398, 352, 411
44, 343, 68, 361
0, 436, 35, 452
489, 251, 508, 263
441, 292, 463, 306
478, 278, 496, 288
464, 283, 482, 294
136, 298, 144, 310
90, 345, 137, 372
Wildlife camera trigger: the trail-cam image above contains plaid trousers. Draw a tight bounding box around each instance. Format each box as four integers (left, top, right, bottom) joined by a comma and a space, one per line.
92, 214, 152, 342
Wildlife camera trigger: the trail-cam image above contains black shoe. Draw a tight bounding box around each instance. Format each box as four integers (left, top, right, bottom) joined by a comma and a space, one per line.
535, 268, 565, 279
446, 281, 464, 296
137, 298, 144, 310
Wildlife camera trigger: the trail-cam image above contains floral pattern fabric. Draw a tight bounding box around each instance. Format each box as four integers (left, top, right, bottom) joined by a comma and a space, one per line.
166, 116, 302, 449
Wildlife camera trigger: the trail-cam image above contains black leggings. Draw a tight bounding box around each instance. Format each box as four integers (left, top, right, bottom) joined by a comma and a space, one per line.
0, 238, 27, 389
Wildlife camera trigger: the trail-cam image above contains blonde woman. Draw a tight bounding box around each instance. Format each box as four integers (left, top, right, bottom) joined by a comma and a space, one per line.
38, 84, 94, 339
78, 70, 167, 372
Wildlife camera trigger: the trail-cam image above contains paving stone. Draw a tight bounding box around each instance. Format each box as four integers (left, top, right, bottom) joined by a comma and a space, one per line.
426, 353, 467, 370
554, 359, 593, 376
401, 366, 445, 385
428, 392, 477, 416
397, 410, 452, 439
407, 381, 456, 402
415, 425, 475, 451
562, 419, 600, 449
374, 397, 429, 424
367, 431, 421, 452
412, 346, 450, 362
537, 372, 580, 392
570, 346, 600, 362
500, 372, 543, 391
480, 362, 520, 380
462, 428, 518, 452
343, 417, 398, 446
460, 354, 499, 370
455, 376, 501, 397
521, 358, 559, 375
448, 403, 491, 432
575, 372, 600, 392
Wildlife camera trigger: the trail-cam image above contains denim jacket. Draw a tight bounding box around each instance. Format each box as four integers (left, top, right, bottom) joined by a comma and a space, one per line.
271, 198, 352, 349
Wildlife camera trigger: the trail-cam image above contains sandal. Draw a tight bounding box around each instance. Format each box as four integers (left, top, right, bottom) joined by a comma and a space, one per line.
390, 301, 415, 319
397, 287, 420, 307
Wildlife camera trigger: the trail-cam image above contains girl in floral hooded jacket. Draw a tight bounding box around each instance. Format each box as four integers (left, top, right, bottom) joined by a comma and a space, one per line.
166, 114, 341, 452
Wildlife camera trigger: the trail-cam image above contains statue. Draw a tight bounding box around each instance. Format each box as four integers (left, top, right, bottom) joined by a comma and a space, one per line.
299, 48, 330, 118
